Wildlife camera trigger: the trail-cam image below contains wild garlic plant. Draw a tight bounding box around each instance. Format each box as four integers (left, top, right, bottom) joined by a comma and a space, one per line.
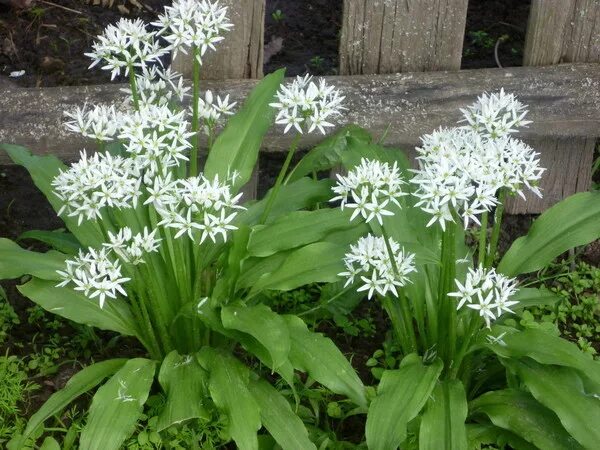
326, 92, 600, 450
0, 1, 367, 448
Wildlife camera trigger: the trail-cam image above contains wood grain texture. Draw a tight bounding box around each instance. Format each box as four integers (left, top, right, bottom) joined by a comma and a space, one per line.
524, 0, 600, 66
172, 0, 265, 80
2, 64, 600, 211
512, 0, 600, 213
339, 0, 469, 75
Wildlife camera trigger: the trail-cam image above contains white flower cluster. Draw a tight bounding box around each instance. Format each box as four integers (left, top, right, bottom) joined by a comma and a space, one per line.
57, 227, 161, 307
52, 151, 142, 224
145, 173, 244, 244
85, 18, 167, 80
270, 75, 345, 134
57, 248, 128, 308
153, 0, 233, 61
64, 104, 121, 142
448, 266, 519, 328
339, 234, 416, 299
460, 89, 531, 139
193, 90, 237, 135
119, 104, 194, 177
411, 91, 545, 230
127, 66, 190, 107
331, 158, 407, 225
104, 227, 162, 265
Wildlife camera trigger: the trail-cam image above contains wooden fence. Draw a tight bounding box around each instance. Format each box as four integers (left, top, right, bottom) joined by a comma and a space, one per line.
1, 0, 599, 214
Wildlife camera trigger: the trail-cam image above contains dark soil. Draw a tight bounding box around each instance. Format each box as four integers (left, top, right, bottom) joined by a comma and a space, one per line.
462, 0, 531, 69
0, 0, 169, 87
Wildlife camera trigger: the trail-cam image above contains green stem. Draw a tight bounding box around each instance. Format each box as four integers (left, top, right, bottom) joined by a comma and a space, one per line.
128, 65, 140, 111
485, 189, 507, 268
259, 133, 302, 224
190, 45, 201, 177
379, 226, 418, 352
381, 296, 411, 355
450, 312, 481, 379
298, 284, 355, 317
478, 211, 488, 266
438, 221, 457, 372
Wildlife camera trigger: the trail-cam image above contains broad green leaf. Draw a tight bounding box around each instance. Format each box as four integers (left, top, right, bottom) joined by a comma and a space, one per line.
39, 437, 60, 450
17, 359, 126, 447
249, 378, 317, 450
470, 389, 582, 449
18, 230, 80, 255
237, 251, 292, 290
419, 380, 468, 450
466, 424, 537, 450
222, 304, 290, 370
284, 315, 367, 408
0, 238, 66, 281
341, 140, 410, 174
250, 242, 346, 294
248, 209, 354, 257
1, 144, 103, 246
238, 177, 333, 226
511, 287, 561, 311
80, 358, 156, 450
286, 125, 372, 183
199, 348, 261, 450
498, 192, 600, 276
503, 358, 600, 449
366, 354, 443, 450
18, 278, 138, 336
204, 69, 285, 193
157, 351, 211, 431
488, 328, 600, 387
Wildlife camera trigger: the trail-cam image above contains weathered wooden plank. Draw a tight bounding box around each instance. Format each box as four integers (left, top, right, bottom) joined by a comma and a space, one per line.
508, 0, 600, 213
339, 0, 469, 75
172, 0, 265, 80
505, 137, 596, 214
524, 0, 600, 66
2, 64, 598, 160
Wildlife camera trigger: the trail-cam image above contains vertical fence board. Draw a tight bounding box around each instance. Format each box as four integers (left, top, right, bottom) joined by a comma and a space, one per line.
172, 0, 265, 80
339, 0, 469, 75
510, 0, 600, 213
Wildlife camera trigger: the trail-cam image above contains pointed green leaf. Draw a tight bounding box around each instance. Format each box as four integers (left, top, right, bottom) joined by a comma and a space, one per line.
511, 287, 561, 311
250, 242, 346, 294
157, 351, 211, 431
249, 378, 317, 450
1, 144, 103, 246
488, 328, 600, 387
80, 358, 155, 450
204, 69, 285, 193
503, 358, 600, 449
18, 278, 137, 336
419, 380, 468, 450
248, 209, 355, 258
286, 125, 372, 183
284, 315, 366, 408
222, 304, 290, 370
18, 230, 81, 255
498, 192, 600, 276
199, 348, 261, 450
39, 437, 60, 450
470, 389, 582, 450
18, 359, 127, 447
0, 238, 66, 281
366, 354, 443, 450
238, 177, 334, 226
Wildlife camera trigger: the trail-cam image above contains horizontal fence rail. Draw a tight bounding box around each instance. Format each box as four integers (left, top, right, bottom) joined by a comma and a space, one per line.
1, 64, 599, 213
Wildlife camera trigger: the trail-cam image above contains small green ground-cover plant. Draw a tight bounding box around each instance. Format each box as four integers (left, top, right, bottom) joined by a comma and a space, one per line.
0, 0, 374, 447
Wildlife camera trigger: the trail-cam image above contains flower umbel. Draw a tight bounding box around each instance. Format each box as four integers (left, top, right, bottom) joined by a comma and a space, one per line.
448, 265, 519, 328
270, 75, 345, 134
331, 158, 408, 225
339, 234, 416, 299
